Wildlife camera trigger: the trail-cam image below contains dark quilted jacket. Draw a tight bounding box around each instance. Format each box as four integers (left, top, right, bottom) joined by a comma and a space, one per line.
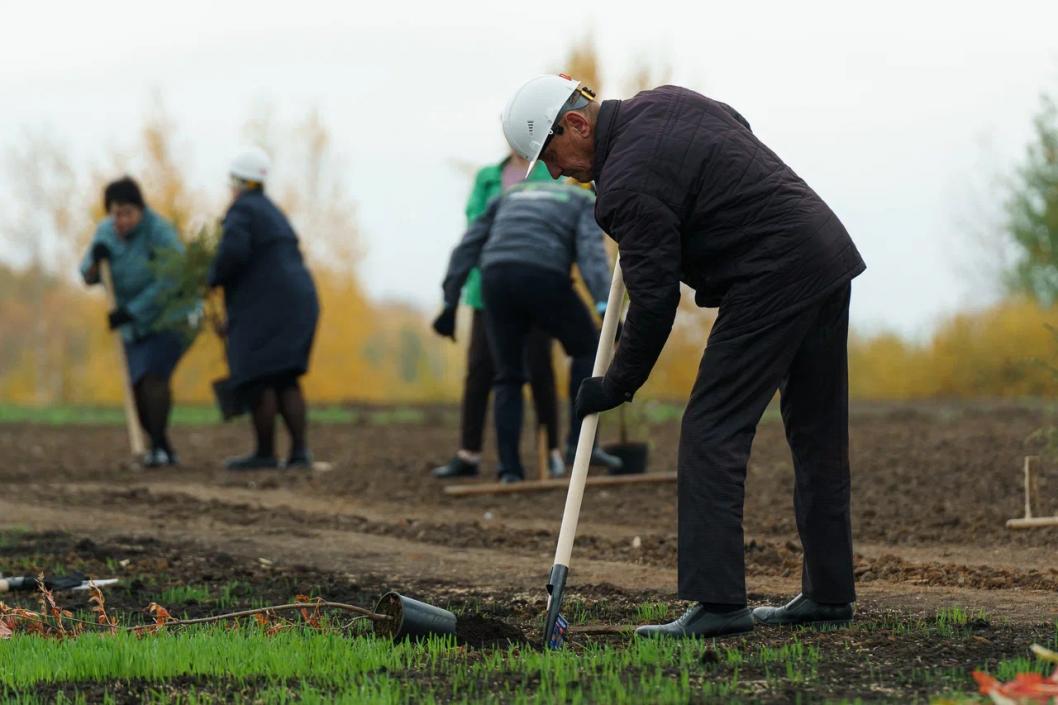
592, 86, 865, 396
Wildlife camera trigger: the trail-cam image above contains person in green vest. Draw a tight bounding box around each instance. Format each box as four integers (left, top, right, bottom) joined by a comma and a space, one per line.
431, 151, 623, 478
431, 152, 562, 478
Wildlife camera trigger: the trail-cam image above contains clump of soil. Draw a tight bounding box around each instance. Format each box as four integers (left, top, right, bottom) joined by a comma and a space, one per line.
456, 613, 529, 648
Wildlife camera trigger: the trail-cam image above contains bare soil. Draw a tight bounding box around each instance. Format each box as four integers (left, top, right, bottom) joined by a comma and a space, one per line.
1, 400, 1056, 702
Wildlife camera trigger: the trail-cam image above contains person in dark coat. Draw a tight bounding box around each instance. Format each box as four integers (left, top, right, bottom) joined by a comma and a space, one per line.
502, 76, 866, 637
439, 180, 613, 483
208, 147, 320, 470
80, 177, 196, 467
430, 150, 571, 480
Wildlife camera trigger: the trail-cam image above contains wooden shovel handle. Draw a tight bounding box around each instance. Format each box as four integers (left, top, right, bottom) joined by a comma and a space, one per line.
100, 260, 145, 457
552, 259, 625, 568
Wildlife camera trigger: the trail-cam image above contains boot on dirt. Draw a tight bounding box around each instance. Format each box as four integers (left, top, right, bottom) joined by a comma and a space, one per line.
635, 604, 753, 639
432, 456, 480, 479
285, 449, 313, 469
752, 594, 853, 627
224, 454, 280, 471
565, 444, 624, 472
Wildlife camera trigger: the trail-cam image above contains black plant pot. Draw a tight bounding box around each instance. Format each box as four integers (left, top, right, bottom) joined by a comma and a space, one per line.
372, 592, 457, 640
212, 377, 247, 421
602, 442, 649, 475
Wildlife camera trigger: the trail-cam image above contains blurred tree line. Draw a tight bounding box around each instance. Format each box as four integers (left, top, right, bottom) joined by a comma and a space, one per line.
0, 101, 465, 406
0, 53, 1056, 407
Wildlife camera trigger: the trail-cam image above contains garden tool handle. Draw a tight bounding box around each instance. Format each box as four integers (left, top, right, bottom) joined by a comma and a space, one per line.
552, 258, 625, 568
100, 260, 146, 457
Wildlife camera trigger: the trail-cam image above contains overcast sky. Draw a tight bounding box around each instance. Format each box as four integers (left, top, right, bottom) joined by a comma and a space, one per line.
1, 0, 1056, 337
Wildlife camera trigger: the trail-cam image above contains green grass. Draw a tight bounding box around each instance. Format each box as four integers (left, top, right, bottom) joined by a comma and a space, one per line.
3, 611, 1026, 704
157, 584, 213, 605
634, 601, 671, 623
0, 626, 725, 704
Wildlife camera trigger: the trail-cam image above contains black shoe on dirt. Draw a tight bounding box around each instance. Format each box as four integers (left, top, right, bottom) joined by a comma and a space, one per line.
432, 456, 480, 479
286, 451, 313, 469
225, 454, 280, 471
752, 594, 853, 627
636, 604, 753, 639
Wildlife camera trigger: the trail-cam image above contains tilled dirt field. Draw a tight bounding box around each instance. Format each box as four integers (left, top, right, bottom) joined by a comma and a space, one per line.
1, 400, 1057, 702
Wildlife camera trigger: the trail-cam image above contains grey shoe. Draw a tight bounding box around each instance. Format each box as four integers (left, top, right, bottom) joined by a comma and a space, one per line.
142, 448, 171, 469
499, 472, 523, 485
752, 594, 853, 627
565, 445, 625, 471
635, 604, 753, 639
548, 451, 566, 479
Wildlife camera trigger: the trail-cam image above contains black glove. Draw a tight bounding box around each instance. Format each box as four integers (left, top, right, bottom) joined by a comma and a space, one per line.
575, 376, 627, 420
107, 307, 133, 330
432, 306, 457, 340
91, 242, 111, 263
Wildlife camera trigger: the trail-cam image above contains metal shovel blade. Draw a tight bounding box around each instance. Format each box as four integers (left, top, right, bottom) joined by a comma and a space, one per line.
544, 563, 569, 649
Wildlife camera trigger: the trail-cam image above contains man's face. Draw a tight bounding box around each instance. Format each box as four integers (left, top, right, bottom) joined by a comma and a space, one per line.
109, 203, 143, 238
539, 112, 595, 183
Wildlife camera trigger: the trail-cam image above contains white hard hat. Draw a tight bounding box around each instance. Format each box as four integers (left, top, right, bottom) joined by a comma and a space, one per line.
501, 74, 583, 177
229, 146, 271, 184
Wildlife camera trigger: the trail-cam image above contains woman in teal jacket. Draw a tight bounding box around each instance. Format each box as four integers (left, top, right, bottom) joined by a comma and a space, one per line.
80, 177, 194, 467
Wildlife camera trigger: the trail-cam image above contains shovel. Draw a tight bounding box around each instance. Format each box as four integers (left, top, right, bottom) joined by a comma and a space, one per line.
99, 260, 145, 457
543, 258, 625, 649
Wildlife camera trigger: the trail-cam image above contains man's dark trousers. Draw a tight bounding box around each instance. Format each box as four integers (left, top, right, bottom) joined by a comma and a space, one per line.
482, 263, 599, 478
678, 283, 856, 605
461, 309, 559, 453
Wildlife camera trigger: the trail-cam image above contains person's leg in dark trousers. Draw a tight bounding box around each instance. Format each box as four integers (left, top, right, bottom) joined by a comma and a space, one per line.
225, 379, 284, 469
275, 378, 310, 464
482, 272, 533, 479
779, 285, 855, 604
136, 374, 174, 456
676, 289, 852, 606
525, 328, 560, 451
489, 265, 598, 453
460, 309, 494, 455
131, 380, 151, 445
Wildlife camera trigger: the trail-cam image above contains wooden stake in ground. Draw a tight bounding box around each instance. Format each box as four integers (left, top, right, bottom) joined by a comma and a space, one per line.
99, 260, 145, 457
1006, 455, 1058, 528
443, 471, 676, 496
536, 426, 549, 482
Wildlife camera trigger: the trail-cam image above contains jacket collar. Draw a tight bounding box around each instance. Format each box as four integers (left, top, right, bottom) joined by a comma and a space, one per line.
591, 99, 621, 184
122, 207, 153, 241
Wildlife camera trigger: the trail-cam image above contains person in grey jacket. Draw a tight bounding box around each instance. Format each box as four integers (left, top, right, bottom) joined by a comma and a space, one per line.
439, 180, 612, 483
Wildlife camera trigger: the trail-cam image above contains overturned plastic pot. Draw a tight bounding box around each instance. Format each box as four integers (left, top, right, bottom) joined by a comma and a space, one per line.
602, 442, 649, 476
372, 592, 457, 641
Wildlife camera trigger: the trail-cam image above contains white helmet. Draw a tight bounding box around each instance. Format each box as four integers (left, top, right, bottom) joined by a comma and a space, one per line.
501, 74, 584, 176
229, 146, 271, 184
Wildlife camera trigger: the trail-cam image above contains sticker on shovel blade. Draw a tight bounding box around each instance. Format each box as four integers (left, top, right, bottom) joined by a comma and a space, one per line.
548, 614, 569, 649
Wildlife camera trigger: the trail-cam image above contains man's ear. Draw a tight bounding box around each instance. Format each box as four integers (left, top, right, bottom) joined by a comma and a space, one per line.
564, 111, 592, 139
